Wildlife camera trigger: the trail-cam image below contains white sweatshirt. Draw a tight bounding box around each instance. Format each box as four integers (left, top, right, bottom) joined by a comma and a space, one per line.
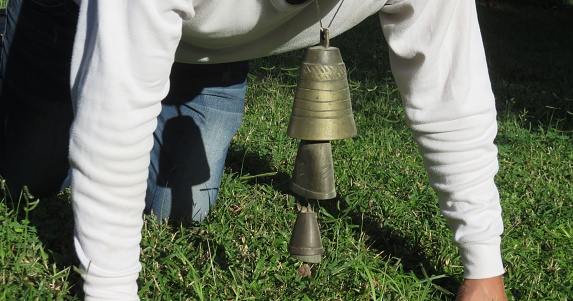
70, 1, 504, 299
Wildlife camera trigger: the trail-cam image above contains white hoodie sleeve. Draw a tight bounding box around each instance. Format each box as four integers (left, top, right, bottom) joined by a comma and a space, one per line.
380, 0, 504, 279
69, 1, 192, 299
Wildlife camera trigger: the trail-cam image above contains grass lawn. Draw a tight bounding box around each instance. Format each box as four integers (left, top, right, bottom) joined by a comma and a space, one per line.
1, 3, 572, 300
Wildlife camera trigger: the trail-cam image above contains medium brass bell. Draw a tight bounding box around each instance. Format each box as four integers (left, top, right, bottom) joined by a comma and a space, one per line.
290, 140, 336, 200
288, 206, 324, 263
286, 41, 357, 141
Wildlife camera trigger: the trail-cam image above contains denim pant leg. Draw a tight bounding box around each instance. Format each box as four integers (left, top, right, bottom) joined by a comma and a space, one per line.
145, 61, 249, 222
0, 0, 78, 197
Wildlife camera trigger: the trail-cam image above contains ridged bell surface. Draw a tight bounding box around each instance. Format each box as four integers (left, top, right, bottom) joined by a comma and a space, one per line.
287, 45, 357, 141
290, 140, 336, 200
288, 209, 324, 263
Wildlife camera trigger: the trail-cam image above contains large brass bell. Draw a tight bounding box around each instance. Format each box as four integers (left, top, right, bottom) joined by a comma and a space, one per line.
288, 206, 324, 263
290, 140, 336, 200
286, 33, 357, 141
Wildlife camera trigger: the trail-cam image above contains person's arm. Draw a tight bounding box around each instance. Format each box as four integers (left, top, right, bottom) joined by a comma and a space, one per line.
379, 0, 504, 280
69, 1, 192, 299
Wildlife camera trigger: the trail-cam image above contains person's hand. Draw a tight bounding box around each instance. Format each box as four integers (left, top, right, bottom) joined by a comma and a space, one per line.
455, 275, 508, 301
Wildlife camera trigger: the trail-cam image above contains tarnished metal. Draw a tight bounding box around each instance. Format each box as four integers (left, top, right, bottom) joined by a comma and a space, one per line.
290, 140, 336, 200
286, 43, 357, 141
288, 206, 324, 263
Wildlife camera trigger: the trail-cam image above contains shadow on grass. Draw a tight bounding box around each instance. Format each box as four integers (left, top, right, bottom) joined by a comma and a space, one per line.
318, 196, 461, 299
224, 145, 459, 298
478, 5, 573, 132
226, 143, 292, 193
1, 188, 84, 298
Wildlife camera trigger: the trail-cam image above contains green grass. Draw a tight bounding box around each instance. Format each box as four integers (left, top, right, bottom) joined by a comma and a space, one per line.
1, 3, 572, 300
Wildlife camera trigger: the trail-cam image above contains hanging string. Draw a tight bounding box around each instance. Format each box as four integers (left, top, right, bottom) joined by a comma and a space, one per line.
315, 0, 346, 29
315, 0, 346, 47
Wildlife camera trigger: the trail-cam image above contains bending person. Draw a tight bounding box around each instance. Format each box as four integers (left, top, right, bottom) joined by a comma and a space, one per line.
66, 0, 506, 300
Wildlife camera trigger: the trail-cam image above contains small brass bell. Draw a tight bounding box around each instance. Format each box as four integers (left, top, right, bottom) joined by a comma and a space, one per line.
288, 206, 324, 263
286, 30, 357, 141
290, 140, 336, 200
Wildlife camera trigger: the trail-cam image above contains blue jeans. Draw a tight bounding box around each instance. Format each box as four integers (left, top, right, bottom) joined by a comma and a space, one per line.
0, 0, 248, 222
145, 62, 247, 222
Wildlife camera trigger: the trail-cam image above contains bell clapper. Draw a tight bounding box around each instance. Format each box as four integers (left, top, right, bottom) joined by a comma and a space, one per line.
301, 198, 316, 213
296, 198, 312, 213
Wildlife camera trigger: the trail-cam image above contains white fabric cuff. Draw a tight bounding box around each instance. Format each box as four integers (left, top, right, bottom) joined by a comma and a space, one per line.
76, 237, 141, 301
458, 237, 505, 279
